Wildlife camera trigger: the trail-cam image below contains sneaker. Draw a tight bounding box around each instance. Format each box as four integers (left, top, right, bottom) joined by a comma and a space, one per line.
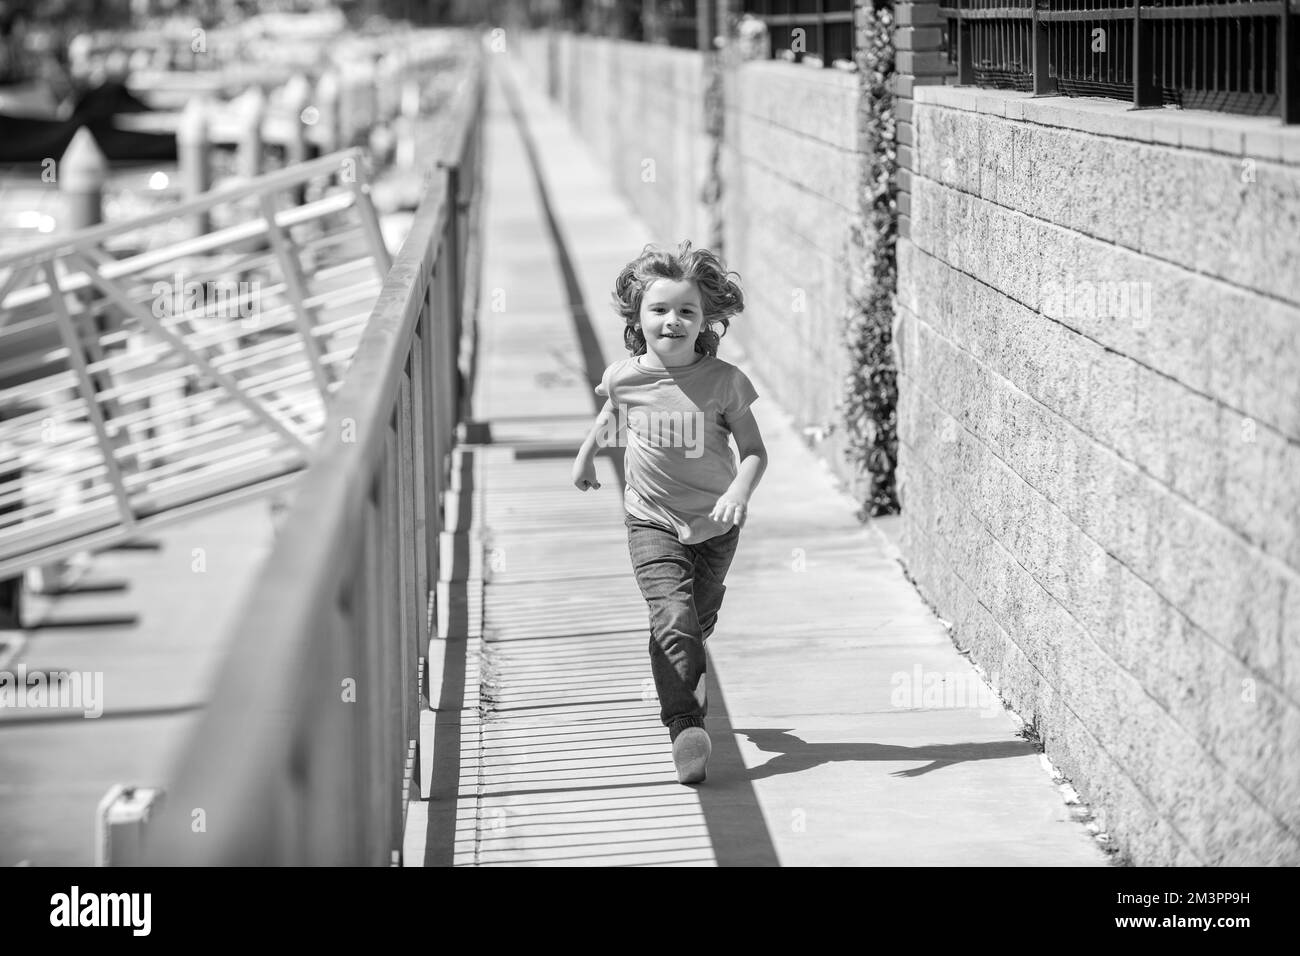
672, 726, 711, 784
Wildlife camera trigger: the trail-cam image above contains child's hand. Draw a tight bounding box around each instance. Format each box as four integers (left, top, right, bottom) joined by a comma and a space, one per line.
572, 457, 601, 491
710, 491, 748, 527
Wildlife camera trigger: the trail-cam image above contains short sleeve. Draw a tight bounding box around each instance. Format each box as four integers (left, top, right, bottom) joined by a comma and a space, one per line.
594, 363, 615, 401
724, 367, 759, 420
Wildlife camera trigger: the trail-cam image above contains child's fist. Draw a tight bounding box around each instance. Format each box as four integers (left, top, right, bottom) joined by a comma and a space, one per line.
710, 492, 748, 527
572, 458, 601, 491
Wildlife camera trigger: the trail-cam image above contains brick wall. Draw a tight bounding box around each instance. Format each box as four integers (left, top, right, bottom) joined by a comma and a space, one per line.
888, 0, 955, 239
896, 85, 1300, 865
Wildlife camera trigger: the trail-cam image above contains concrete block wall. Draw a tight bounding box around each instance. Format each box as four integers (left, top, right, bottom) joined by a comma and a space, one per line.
896, 85, 1300, 865
720, 60, 863, 485
516, 30, 710, 252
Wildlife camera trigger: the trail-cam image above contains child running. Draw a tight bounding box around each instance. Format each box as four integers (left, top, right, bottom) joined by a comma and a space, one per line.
571, 241, 768, 784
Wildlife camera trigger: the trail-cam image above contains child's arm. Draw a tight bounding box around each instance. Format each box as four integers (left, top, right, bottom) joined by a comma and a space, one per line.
711, 407, 767, 526
572, 397, 621, 491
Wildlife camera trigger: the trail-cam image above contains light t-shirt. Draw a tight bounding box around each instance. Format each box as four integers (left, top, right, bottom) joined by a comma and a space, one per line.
595, 353, 759, 544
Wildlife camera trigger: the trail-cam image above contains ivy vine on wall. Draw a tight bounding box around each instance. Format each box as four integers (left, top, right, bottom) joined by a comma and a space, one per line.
843, 0, 899, 518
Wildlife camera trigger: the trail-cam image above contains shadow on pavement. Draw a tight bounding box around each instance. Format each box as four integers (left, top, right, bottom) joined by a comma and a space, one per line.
734, 728, 1038, 780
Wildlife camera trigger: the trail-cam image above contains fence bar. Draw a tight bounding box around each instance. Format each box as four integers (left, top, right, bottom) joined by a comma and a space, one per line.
41, 261, 136, 533
258, 194, 332, 399
1134, 1, 1163, 107
959, 3, 977, 84
1034, 1, 1059, 94
1284, 0, 1299, 122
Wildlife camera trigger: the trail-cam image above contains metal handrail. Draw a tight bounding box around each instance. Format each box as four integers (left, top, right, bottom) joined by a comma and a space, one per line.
141, 48, 485, 865
0, 147, 391, 579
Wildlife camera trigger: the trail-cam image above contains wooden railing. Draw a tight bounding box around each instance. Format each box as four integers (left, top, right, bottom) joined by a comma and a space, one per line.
141, 51, 484, 865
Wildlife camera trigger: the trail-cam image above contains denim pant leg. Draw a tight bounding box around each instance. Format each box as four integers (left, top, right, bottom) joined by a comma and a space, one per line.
692, 524, 740, 643
626, 515, 705, 727
626, 515, 740, 729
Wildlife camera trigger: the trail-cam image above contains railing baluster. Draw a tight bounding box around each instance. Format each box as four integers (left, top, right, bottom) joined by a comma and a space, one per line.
961, 6, 976, 85
1284, 0, 1299, 122
1034, 0, 1058, 94
1133, 0, 1162, 106
381, 415, 404, 860
42, 259, 136, 533
397, 361, 419, 774
350, 161, 395, 279
257, 193, 332, 400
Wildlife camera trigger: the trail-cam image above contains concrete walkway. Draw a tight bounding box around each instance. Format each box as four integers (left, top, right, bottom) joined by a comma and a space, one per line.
410, 53, 1112, 867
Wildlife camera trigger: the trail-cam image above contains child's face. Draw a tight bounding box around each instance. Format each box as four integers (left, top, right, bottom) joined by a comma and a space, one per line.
638, 278, 704, 365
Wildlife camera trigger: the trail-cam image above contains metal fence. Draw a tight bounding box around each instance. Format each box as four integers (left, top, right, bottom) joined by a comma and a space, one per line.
141, 50, 484, 865
662, 0, 707, 47
940, 0, 1299, 122
743, 0, 857, 66
585, 0, 858, 63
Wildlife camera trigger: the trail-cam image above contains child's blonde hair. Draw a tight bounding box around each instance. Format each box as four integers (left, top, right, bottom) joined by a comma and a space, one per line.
610, 240, 745, 357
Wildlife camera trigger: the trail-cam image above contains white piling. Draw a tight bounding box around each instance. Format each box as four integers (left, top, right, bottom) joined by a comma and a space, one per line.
177, 96, 212, 237
235, 86, 266, 180
281, 74, 312, 167
60, 127, 106, 231
312, 70, 340, 154
396, 76, 421, 168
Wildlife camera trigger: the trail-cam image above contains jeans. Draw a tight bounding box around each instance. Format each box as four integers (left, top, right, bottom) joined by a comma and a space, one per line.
625, 512, 741, 733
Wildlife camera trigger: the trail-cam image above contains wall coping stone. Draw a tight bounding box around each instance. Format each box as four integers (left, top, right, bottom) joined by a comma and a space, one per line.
914, 85, 1300, 166
736, 58, 860, 91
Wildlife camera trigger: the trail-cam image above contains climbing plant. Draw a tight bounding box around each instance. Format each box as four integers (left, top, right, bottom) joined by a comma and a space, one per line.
842, 0, 899, 518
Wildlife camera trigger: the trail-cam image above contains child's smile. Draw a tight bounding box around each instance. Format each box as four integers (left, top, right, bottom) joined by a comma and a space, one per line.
639, 278, 705, 368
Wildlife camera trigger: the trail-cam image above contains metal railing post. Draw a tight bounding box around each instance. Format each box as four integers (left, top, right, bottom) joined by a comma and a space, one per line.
381, 418, 404, 862
1132, 0, 1161, 108
1283, 0, 1299, 123
957, 5, 975, 85
1033, 1, 1058, 96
